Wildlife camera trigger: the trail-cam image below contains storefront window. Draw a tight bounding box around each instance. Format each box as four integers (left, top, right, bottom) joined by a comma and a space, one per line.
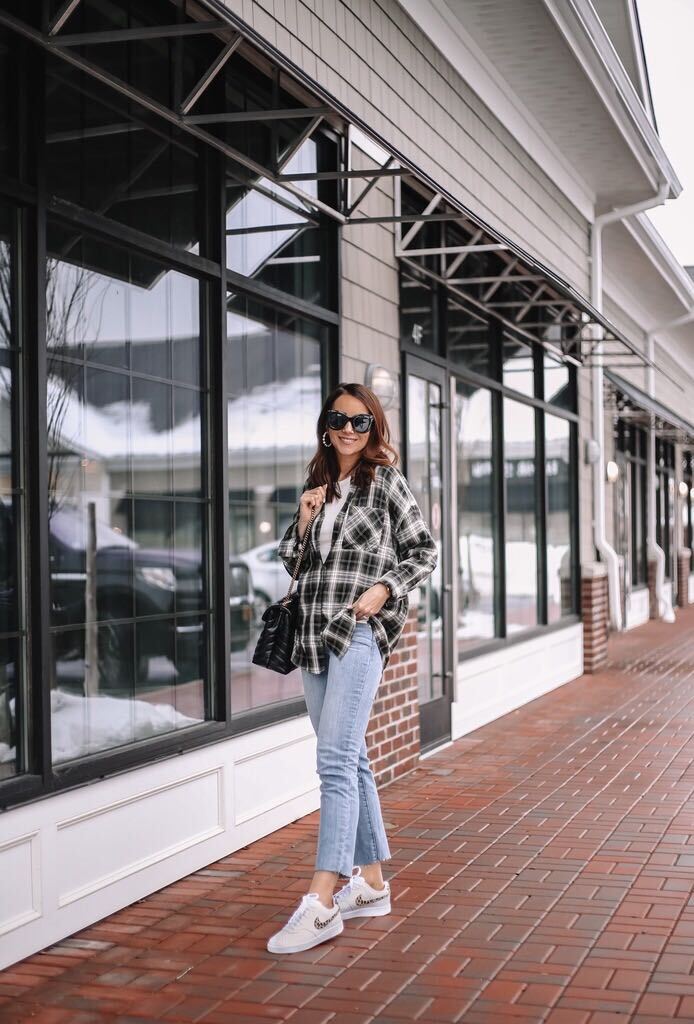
502, 335, 535, 397
682, 451, 693, 554
400, 270, 438, 353
46, 57, 200, 255
455, 381, 496, 647
226, 295, 328, 715
226, 135, 337, 311
447, 300, 491, 377
544, 354, 572, 409
617, 422, 648, 588
656, 440, 675, 581
0, 201, 24, 780
504, 399, 538, 631
46, 227, 211, 764
546, 416, 572, 622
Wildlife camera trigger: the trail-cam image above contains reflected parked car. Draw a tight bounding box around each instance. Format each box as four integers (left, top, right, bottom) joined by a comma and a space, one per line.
239, 539, 289, 617
47, 505, 206, 690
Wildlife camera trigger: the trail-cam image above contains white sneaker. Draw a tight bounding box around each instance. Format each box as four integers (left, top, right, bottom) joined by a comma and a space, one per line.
334, 867, 391, 920
266, 893, 343, 955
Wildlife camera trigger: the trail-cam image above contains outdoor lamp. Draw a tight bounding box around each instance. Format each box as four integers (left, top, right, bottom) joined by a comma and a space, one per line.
606, 460, 620, 484
679, 480, 689, 498
365, 364, 397, 410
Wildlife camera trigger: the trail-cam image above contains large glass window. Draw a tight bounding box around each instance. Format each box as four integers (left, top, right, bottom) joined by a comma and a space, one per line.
46, 57, 201, 255
546, 416, 573, 622
617, 422, 648, 589
400, 269, 438, 353
46, 226, 211, 764
504, 399, 538, 631
656, 439, 675, 581
682, 451, 693, 554
0, 201, 25, 781
226, 295, 329, 716
226, 135, 337, 311
0, 4, 341, 805
455, 380, 496, 647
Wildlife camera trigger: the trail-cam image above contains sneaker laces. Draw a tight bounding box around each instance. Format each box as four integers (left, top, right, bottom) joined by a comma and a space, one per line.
286, 895, 312, 928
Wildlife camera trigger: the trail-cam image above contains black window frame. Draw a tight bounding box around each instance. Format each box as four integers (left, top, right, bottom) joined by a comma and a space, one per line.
0, 22, 340, 810
682, 450, 693, 555
616, 420, 648, 589
400, 277, 580, 663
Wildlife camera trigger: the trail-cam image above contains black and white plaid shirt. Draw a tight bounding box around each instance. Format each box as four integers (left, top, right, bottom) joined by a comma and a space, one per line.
277, 463, 438, 674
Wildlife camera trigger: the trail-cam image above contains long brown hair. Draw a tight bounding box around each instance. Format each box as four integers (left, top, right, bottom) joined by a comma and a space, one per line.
305, 383, 399, 501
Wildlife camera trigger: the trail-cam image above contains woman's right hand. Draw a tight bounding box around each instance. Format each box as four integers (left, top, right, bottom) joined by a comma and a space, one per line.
298, 485, 327, 538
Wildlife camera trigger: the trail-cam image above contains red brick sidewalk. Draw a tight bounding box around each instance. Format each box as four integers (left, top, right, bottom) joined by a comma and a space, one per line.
3, 610, 694, 1024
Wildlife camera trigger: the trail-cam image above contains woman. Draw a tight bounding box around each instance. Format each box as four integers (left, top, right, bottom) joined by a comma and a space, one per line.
267, 382, 437, 955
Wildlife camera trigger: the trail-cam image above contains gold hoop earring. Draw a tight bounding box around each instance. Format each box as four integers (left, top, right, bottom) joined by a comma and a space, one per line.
322, 431, 332, 448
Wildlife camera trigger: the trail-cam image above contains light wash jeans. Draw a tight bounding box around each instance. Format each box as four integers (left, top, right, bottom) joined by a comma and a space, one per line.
302, 620, 391, 877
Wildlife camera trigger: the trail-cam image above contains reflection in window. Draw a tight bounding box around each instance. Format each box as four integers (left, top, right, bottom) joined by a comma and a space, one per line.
683, 451, 693, 553
544, 354, 571, 408
504, 399, 537, 631
0, 201, 24, 780
656, 440, 675, 581
503, 335, 534, 397
546, 416, 573, 622
226, 294, 327, 714
46, 226, 210, 764
400, 270, 437, 352
45, 56, 200, 254
226, 136, 336, 310
448, 301, 490, 377
455, 381, 496, 650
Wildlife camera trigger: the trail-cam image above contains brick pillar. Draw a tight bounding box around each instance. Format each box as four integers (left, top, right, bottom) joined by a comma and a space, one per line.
677, 548, 691, 607
366, 605, 420, 786
648, 560, 658, 619
581, 563, 609, 673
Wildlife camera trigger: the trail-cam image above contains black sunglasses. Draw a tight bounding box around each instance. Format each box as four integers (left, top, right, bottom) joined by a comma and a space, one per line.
326, 410, 374, 433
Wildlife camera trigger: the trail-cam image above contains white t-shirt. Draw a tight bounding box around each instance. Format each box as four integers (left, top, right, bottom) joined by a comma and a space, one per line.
318, 477, 352, 562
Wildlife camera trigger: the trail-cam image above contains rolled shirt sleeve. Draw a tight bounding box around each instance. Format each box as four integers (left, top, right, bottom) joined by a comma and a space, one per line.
277, 508, 304, 577
377, 469, 438, 601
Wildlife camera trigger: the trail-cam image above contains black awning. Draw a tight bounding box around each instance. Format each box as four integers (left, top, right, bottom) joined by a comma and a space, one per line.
605, 370, 694, 443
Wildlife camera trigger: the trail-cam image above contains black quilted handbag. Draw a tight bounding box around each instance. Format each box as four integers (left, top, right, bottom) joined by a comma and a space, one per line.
252, 506, 317, 674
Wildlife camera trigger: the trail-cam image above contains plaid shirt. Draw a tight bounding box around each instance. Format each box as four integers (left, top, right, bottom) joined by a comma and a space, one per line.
277, 463, 438, 674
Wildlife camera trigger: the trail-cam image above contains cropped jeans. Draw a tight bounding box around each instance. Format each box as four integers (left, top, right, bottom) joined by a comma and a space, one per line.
302, 620, 391, 877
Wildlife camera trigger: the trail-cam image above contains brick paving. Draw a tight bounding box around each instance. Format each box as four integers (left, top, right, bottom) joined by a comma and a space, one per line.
3, 609, 694, 1023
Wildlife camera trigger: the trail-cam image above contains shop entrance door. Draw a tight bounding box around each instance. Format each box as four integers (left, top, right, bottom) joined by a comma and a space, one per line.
404, 355, 452, 751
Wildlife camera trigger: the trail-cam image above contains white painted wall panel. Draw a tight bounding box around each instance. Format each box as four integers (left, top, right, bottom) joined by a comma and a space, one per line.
451, 624, 583, 739
0, 833, 40, 938
56, 768, 224, 907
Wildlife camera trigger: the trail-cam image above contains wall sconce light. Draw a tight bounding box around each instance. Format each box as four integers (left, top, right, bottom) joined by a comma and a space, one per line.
584, 439, 600, 465
679, 480, 689, 498
364, 363, 397, 410
606, 460, 620, 484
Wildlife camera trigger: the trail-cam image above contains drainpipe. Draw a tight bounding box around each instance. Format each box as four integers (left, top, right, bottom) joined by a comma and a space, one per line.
646, 309, 694, 622
590, 182, 669, 631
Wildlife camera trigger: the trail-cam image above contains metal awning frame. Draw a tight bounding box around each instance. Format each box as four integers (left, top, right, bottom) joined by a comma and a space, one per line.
605, 372, 694, 444
0, 0, 670, 377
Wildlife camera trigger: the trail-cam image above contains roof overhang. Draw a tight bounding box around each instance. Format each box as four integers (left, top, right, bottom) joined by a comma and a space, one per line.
605, 370, 694, 443
622, 215, 694, 313
397, 0, 680, 218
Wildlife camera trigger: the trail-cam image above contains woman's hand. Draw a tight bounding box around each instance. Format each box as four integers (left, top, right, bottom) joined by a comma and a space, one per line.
298, 485, 327, 538
351, 583, 391, 620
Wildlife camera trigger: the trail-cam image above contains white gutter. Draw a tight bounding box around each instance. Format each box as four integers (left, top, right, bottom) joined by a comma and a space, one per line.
646, 310, 694, 622
590, 182, 669, 631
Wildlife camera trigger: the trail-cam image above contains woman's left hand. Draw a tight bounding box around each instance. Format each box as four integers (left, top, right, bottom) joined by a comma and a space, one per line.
351, 583, 390, 620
